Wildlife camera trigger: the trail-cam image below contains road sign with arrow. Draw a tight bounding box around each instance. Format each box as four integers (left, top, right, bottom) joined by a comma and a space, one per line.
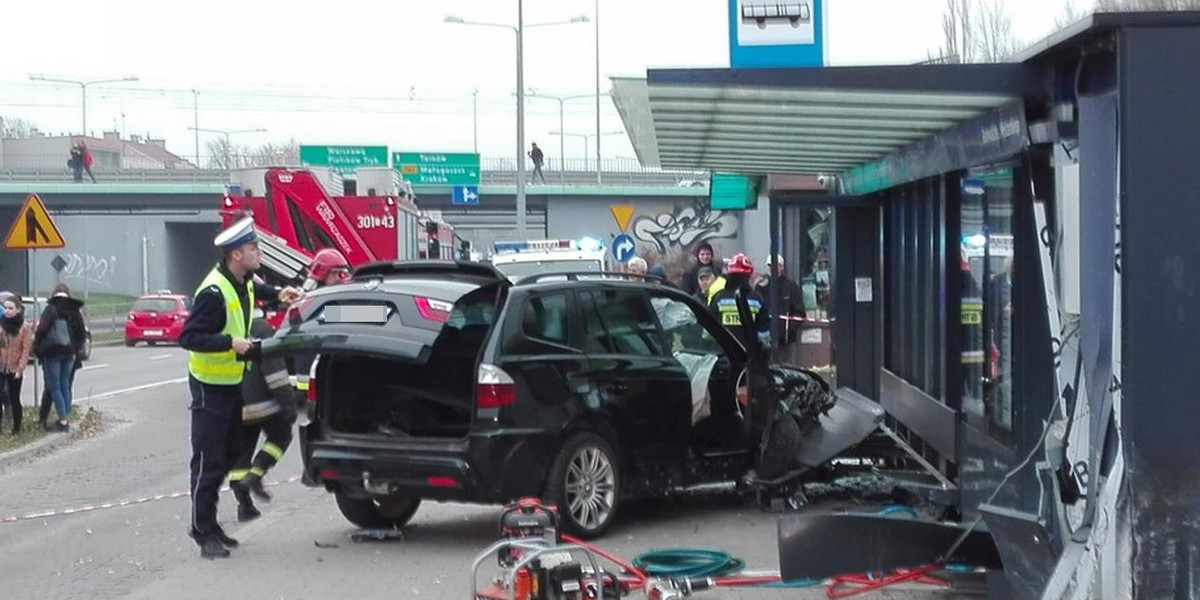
612, 233, 637, 263
4, 194, 66, 250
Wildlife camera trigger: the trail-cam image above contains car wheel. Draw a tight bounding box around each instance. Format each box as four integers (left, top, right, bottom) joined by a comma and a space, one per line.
125, 340, 137, 347
544, 432, 620, 538
148, 341, 157, 347
334, 492, 421, 529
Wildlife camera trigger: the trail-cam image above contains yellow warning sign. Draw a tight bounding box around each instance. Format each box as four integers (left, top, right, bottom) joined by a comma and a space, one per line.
610, 204, 635, 232
4, 194, 66, 250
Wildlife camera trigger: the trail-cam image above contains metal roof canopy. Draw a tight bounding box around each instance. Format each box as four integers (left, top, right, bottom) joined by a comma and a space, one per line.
612, 63, 1043, 178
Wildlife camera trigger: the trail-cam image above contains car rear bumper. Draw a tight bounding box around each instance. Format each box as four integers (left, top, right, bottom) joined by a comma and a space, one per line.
124, 323, 183, 341
300, 423, 558, 503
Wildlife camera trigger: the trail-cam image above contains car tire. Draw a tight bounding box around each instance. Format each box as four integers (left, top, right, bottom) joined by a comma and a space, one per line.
148, 341, 157, 347
125, 340, 137, 347
334, 492, 421, 530
544, 432, 620, 539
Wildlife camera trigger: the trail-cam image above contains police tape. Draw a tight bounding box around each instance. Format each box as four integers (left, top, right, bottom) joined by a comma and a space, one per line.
777, 315, 835, 324
0, 475, 301, 525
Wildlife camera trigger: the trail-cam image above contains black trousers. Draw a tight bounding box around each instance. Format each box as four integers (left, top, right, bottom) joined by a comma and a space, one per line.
231, 411, 295, 482
0, 373, 22, 433
188, 376, 243, 540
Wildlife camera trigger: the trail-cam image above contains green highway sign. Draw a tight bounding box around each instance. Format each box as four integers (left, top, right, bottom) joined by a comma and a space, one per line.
393, 152, 480, 186
299, 145, 389, 175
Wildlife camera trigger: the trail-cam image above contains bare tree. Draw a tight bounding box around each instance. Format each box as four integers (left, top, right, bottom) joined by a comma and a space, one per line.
248, 138, 299, 167
0, 116, 37, 138
1096, 0, 1200, 9
977, 1, 1020, 62
1056, 0, 1088, 29
935, 0, 1020, 63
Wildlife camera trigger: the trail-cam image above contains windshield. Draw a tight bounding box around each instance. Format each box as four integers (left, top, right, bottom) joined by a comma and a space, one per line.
132, 299, 181, 312
492, 259, 604, 281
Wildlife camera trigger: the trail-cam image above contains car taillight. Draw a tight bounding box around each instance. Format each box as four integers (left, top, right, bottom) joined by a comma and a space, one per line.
287, 296, 314, 325
427, 476, 459, 488
414, 296, 453, 323
476, 363, 516, 409
307, 375, 318, 404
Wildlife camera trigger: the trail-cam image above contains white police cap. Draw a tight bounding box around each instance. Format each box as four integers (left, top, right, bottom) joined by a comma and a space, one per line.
214, 217, 258, 251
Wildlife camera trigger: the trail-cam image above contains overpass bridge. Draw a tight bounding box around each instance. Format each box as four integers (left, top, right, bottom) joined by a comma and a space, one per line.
0, 166, 725, 301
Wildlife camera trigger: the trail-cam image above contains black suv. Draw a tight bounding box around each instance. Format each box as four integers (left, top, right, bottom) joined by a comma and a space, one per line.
266, 262, 771, 537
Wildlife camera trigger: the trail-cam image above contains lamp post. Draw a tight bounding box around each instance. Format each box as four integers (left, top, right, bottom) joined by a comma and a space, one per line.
594, 0, 602, 184
527, 92, 593, 180
28, 74, 139, 136
549, 130, 624, 171
445, 6, 588, 239
187, 127, 267, 169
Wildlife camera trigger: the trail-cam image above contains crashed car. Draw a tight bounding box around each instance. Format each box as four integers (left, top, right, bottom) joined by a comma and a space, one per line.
264, 261, 845, 537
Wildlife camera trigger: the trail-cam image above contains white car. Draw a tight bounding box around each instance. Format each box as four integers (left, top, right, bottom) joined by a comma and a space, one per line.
489, 238, 610, 282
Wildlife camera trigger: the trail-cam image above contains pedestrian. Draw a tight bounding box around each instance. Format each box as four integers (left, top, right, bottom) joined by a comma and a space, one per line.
625, 256, 648, 281
79, 141, 97, 183
228, 317, 297, 522
708, 254, 770, 355
647, 264, 673, 287
68, 144, 84, 183
32, 284, 87, 431
682, 242, 723, 297
0, 292, 34, 435
756, 255, 805, 345
38, 354, 81, 430
529, 143, 547, 184
695, 266, 717, 304
179, 217, 301, 559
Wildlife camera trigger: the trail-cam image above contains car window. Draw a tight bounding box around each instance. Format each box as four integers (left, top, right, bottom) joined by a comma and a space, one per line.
649, 294, 727, 357
522, 293, 569, 345
132, 299, 180, 312
182, 297, 193, 310
578, 290, 664, 357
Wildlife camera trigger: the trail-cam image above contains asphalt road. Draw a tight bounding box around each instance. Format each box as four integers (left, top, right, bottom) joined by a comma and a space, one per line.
0, 346, 974, 600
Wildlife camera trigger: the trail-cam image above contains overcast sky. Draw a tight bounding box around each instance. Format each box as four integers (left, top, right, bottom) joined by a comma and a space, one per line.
0, 0, 1077, 164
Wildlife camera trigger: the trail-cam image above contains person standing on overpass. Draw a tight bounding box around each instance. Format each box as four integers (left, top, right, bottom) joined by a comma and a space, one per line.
529, 143, 547, 184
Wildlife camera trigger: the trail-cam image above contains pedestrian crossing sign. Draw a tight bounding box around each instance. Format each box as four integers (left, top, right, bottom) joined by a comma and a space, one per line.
4, 194, 66, 249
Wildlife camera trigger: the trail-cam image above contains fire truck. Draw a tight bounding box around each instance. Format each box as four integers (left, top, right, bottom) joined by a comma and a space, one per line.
219, 167, 463, 287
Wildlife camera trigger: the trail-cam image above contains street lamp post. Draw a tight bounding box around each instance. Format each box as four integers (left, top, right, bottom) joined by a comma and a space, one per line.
527, 92, 593, 180
550, 130, 624, 170
28, 74, 139, 136
445, 8, 588, 239
187, 127, 267, 169
594, 0, 602, 184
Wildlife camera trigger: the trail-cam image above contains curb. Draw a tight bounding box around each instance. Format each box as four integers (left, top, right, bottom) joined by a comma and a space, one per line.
0, 428, 78, 470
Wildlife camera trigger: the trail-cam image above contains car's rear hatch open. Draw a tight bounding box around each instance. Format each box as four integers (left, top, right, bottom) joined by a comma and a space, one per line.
262, 261, 507, 439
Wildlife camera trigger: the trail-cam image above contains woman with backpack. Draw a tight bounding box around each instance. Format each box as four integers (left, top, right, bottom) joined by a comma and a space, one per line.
33, 284, 87, 431
0, 292, 33, 435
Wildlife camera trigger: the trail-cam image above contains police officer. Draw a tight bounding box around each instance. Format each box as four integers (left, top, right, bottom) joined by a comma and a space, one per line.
708, 253, 770, 355
228, 317, 297, 522
179, 218, 300, 559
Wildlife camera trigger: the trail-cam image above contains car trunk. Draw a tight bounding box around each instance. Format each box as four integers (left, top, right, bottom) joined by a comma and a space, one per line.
263, 267, 505, 440
130, 299, 181, 330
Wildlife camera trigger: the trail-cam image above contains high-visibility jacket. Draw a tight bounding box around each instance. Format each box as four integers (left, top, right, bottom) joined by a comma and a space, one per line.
188, 269, 253, 385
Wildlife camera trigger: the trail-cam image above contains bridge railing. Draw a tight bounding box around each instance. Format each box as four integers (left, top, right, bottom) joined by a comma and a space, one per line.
0, 157, 709, 188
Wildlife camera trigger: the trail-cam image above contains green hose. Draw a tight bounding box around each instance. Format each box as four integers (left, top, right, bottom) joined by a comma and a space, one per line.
631, 548, 746, 578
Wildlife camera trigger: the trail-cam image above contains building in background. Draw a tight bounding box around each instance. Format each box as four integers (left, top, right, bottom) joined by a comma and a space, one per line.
0, 132, 193, 170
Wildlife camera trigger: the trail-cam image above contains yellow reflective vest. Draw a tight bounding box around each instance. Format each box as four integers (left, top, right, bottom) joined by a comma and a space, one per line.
187, 268, 254, 385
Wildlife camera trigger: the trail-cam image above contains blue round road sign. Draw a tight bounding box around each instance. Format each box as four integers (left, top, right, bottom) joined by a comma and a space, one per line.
612, 233, 637, 263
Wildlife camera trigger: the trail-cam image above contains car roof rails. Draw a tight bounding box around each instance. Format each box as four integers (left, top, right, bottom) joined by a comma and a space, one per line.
515, 271, 670, 285
352, 260, 507, 282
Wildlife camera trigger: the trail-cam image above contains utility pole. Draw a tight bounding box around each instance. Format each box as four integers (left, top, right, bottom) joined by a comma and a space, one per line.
595, 0, 602, 184
472, 89, 479, 154
192, 90, 200, 168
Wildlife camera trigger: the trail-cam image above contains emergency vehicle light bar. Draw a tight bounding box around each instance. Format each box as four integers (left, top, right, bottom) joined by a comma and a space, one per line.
493, 237, 604, 255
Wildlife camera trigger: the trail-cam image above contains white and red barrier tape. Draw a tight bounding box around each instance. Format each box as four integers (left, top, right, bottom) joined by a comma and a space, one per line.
0, 475, 300, 525
777, 315, 835, 324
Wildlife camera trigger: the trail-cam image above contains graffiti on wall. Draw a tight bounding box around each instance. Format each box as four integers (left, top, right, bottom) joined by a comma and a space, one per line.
630, 201, 739, 253
61, 253, 118, 287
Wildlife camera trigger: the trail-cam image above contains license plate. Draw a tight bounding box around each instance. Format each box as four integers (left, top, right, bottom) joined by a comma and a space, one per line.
323, 304, 389, 324
145, 329, 163, 336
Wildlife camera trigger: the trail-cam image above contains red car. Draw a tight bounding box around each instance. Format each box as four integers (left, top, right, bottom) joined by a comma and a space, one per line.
125, 293, 191, 346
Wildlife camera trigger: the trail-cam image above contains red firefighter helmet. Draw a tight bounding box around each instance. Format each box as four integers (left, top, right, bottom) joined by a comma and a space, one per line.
309, 248, 351, 283
725, 253, 754, 275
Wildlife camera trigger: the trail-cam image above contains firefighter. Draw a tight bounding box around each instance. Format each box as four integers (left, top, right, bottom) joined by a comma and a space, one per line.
228, 316, 296, 522
708, 253, 770, 355
292, 249, 351, 403
301, 248, 352, 292
179, 217, 300, 559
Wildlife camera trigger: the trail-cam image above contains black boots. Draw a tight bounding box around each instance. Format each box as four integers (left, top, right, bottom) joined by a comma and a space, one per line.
241, 472, 272, 502
231, 481, 261, 522
190, 530, 232, 559
214, 526, 239, 548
